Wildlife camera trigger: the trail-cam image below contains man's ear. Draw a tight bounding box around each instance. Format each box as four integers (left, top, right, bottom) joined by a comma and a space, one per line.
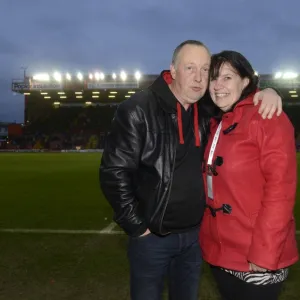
170, 64, 176, 80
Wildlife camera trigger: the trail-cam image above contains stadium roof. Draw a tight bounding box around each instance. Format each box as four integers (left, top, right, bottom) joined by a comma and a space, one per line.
12, 71, 300, 105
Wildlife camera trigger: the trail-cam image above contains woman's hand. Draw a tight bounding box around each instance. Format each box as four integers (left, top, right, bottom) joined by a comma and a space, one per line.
249, 262, 267, 272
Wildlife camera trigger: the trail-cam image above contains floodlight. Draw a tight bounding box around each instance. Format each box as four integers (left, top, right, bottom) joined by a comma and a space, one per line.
120, 70, 127, 81
112, 73, 117, 80
135, 71, 141, 80
100, 72, 105, 80
33, 73, 50, 81
282, 72, 298, 79
95, 72, 100, 80
274, 72, 282, 79
77, 72, 83, 81
66, 73, 72, 80
53, 72, 62, 82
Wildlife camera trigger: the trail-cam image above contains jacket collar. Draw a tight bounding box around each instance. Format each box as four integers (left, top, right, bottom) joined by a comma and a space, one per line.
149, 70, 179, 114
211, 90, 258, 128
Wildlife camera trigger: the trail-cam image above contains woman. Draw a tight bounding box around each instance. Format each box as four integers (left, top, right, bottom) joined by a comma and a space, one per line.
199, 50, 298, 300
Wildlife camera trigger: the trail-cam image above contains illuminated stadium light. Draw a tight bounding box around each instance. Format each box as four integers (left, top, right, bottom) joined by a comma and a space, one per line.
120, 70, 127, 81
76, 96, 83, 99
112, 73, 117, 80
53, 102, 60, 105
274, 72, 282, 79
24, 92, 30, 95
41, 92, 48, 95
89, 73, 93, 80
53, 72, 62, 82
92, 91, 100, 94
57, 92, 65, 95
92, 95, 99, 98
94, 72, 100, 80
275, 71, 298, 79
77, 72, 83, 81
44, 96, 51, 99
60, 96, 67, 99
254, 70, 259, 76
282, 72, 298, 79
85, 101, 92, 105
100, 72, 105, 80
125, 95, 131, 98
75, 92, 82, 95
289, 91, 297, 94
291, 95, 299, 98
66, 73, 72, 80
33, 73, 50, 81
110, 91, 118, 94
135, 71, 141, 81
128, 91, 135, 94
108, 95, 116, 98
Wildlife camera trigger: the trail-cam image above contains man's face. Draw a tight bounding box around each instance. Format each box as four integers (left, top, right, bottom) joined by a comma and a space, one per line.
170, 45, 211, 106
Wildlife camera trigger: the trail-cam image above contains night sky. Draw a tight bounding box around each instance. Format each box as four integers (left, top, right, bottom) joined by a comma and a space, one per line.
0, 0, 299, 122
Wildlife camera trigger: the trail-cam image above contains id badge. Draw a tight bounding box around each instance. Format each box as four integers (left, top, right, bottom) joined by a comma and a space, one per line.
207, 175, 213, 199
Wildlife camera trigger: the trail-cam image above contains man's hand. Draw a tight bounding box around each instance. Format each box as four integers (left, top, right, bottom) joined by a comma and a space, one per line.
140, 229, 151, 237
253, 88, 283, 119
249, 262, 267, 273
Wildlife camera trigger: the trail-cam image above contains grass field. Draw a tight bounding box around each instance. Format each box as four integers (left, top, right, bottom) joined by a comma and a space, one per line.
0, 153, 299, 300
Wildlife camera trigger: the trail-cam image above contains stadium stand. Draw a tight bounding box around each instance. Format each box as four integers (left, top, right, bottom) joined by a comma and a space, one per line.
7, 71, 300, 151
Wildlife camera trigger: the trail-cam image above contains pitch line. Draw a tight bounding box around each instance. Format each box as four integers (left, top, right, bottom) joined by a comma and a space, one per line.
100, 222, 117, 233
0, 222, 124, 235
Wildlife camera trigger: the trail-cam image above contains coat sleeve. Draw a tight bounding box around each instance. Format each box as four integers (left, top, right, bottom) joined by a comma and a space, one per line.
99, 98, 148, 237
247, 113, 297, 270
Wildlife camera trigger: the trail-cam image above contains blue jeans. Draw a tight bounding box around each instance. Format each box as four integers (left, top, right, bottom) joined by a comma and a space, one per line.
127, 227, 202, 300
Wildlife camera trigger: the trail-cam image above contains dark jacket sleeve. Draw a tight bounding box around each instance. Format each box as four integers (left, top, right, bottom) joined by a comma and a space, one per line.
99, 98, 148, 237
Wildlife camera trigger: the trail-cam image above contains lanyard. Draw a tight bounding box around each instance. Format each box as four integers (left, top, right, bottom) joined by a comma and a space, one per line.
207, 121, 222, 199
207, 121, 222, 166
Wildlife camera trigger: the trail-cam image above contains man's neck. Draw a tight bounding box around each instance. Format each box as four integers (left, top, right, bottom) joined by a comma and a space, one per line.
169, 82, 190, 110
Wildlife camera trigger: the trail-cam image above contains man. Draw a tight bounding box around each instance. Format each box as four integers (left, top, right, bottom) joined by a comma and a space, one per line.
99, 40, 282, 300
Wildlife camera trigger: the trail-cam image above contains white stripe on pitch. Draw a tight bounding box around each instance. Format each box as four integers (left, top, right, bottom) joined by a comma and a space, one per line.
100, 222, 117, 233
0, 223, 123, 235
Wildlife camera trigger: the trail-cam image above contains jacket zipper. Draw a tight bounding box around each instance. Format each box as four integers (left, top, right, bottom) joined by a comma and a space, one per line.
158, 113, 177, 235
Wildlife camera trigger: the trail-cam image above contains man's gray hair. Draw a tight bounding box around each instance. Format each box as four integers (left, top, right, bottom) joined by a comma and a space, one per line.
171, 40, 210, 66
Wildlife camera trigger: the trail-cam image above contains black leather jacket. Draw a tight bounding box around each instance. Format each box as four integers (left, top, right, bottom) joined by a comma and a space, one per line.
99, 74, 211, 237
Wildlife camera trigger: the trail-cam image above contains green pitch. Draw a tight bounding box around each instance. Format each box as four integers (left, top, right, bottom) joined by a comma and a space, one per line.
0, 153, 299, 300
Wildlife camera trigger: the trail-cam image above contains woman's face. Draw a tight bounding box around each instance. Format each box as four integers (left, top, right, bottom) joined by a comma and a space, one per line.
209, 62, 249, 112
